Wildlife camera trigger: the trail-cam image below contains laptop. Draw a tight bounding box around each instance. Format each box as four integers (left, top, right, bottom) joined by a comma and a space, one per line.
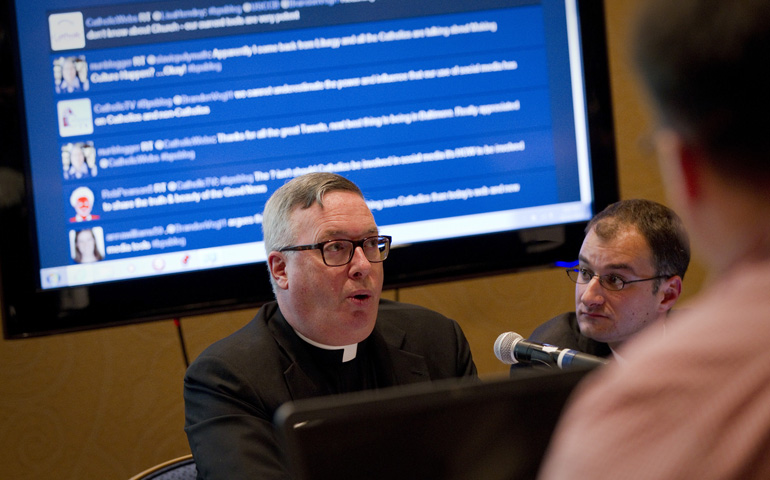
274, 367, 595, 480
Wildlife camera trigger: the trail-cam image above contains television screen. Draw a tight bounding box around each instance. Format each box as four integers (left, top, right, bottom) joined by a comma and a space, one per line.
0, 0, 617, 338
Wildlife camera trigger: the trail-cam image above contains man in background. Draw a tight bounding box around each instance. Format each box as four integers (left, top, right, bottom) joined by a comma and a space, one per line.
184, 172, 477, 480
512, 198, 689, 371
539, 1, 770, 478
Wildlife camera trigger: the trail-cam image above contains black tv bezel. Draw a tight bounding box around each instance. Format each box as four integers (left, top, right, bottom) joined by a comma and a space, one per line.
0, 0, 618, 338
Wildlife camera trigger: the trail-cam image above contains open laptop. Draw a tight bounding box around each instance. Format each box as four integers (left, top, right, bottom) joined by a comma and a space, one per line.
274, 367, 595, 480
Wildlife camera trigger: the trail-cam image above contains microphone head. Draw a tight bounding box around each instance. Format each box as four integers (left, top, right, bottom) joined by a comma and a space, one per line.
494, 332, 524, 364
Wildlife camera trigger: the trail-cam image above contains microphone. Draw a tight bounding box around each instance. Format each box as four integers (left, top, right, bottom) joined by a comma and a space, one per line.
494, 332, 609, 369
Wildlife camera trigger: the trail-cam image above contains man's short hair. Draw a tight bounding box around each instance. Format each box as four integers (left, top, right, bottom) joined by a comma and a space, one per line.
262, 172, 364, 255
587, 199, 690, 282
632, 0, 770, 186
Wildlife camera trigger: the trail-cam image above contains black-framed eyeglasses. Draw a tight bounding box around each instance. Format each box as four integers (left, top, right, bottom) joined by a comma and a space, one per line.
279, 235, 392, 267
566, 268, 669, 291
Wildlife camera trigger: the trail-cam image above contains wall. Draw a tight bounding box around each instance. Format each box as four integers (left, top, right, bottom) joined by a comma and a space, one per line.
0, 1, 706, 478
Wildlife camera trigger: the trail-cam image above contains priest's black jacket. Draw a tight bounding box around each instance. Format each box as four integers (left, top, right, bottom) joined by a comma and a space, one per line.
184, 299, 477, 480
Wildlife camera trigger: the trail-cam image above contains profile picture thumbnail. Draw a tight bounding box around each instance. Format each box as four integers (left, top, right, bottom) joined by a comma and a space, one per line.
69, 227, 105, 264
62, 141, 97, 180
69, 186, 100, 223
49, 12, 85, 51
54, 55, 90, 94
57, 98, 94, 137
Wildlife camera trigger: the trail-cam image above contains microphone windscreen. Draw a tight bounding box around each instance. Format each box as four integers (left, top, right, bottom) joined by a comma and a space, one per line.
494, 332, 523, 364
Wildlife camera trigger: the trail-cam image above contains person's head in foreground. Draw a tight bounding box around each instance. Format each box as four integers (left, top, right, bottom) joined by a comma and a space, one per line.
538, 1, 770, 478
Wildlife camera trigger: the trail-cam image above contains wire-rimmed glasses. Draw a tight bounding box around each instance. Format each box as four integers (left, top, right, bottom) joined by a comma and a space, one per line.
566, 267, 669, 291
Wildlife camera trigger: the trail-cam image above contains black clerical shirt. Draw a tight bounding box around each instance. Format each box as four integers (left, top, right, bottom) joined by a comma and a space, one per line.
301, 336, 385, 394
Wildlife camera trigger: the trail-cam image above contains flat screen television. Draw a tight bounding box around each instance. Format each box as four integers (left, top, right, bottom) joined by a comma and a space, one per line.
0, 0, 618, 338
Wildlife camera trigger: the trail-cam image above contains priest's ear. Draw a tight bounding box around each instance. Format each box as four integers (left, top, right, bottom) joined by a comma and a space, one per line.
268, 251, 290, 290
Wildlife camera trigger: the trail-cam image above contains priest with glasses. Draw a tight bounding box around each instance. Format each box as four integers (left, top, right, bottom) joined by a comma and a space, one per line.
184, 172, 477, 480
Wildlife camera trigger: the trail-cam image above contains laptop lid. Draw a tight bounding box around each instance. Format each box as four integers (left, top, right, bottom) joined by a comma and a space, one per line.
274, 367, 595, 480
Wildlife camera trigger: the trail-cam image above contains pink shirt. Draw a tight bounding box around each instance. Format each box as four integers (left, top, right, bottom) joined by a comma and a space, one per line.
539, 259, 770, 479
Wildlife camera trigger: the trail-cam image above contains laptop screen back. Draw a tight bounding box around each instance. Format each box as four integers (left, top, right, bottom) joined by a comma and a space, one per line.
274, 367, 594, 480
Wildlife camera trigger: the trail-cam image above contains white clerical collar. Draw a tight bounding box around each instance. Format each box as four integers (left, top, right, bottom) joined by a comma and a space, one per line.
293, 329, 358, 362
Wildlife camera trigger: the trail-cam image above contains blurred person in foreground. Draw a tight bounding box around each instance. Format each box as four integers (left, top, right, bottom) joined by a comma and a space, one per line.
511, 198, 689, 371
184, 172, 477, 480
539, 1, 770, 478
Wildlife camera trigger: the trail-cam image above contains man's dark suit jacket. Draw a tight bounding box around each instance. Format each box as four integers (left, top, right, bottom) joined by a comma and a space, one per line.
184, 299, 477, 480
509, 312, 612, 374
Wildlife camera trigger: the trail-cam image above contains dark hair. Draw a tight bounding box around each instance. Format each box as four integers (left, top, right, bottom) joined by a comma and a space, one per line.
74, 228, 103, 263
587, 199, 690, 282
632, 0, 770, 185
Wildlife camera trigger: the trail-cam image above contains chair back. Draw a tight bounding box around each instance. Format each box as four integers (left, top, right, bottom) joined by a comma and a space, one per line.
128, 454, 197, 480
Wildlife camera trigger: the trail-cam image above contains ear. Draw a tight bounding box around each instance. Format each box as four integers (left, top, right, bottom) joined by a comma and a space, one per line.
654, 129, 703, 202
678, 141, 704, 200
267, 251, 290, 290
657, 275, 682, 314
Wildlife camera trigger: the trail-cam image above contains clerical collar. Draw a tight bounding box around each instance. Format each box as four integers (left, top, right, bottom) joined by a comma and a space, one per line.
293, 329, 358, 362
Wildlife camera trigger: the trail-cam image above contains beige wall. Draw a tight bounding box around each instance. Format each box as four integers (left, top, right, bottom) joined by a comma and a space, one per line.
0, 1, 706, 478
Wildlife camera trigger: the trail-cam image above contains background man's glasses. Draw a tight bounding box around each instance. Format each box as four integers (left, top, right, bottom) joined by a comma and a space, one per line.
566, 268, 668, 291
279, 235, 392, 267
